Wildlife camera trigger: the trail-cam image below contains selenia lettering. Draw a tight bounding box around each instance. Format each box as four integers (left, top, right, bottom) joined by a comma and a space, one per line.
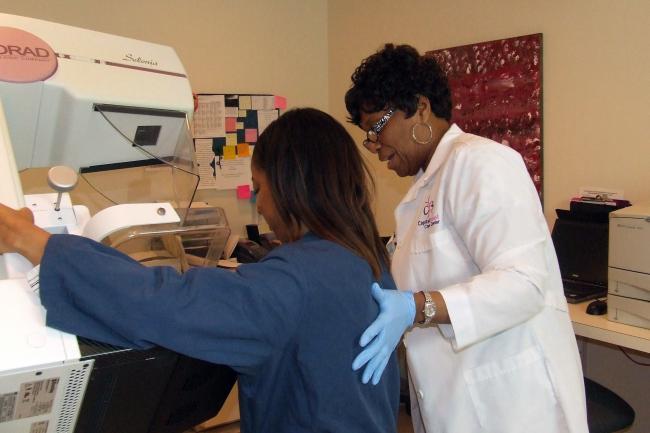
123, 53, 158, 66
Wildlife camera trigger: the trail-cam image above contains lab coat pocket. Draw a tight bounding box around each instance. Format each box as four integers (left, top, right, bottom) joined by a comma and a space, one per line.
464, 346, 564, 433
411, 228, 451, 254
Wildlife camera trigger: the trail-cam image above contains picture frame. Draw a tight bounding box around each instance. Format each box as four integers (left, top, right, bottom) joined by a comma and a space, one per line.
427, 33, 543, 198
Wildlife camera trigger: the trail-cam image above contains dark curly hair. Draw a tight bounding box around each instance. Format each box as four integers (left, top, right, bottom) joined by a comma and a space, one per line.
345, 43, 452, 125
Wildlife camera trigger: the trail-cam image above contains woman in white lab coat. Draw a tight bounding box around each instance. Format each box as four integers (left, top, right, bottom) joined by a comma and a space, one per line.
346, 44, 589, 433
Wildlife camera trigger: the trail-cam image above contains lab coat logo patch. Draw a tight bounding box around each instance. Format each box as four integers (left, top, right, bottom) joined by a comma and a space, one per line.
417, 197, 440, 229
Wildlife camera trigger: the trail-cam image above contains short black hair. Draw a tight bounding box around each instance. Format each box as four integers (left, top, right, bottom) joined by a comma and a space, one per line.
345, 43, 452, 125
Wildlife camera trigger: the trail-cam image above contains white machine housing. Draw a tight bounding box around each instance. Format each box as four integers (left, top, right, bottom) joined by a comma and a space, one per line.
608, 205, 650, 329
0, 13, 193, 171
0, 13, 193, 433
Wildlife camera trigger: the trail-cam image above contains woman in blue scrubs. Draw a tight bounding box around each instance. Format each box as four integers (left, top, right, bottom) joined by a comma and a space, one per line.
0, 108, 400, 433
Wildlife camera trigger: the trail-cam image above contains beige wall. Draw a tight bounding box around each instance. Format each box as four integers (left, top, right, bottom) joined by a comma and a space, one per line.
1, 0, 328, 106
2, 1, 649, 431
328, 0, 650, 233
328, 3, 650, 431
1, 0, 329, 236
6, 0, 647, 234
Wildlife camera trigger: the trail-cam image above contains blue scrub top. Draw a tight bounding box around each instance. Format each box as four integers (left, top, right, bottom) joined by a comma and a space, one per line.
40, 233, 399, 433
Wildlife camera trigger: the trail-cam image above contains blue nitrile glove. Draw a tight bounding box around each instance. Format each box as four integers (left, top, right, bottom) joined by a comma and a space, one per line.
353, 282, 415, 385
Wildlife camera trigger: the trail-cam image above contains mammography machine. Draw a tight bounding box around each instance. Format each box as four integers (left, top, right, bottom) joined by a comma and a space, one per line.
1, 13, 234, 433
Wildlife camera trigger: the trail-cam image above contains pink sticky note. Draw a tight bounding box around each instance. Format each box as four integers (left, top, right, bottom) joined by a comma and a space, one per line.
245, 129, 258, 143
274, 95, 287, 110
225, 117, 237, 132
237, 184, 251, 199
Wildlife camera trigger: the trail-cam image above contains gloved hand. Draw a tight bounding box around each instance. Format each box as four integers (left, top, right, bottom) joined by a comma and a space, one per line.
353, 282, 415, 385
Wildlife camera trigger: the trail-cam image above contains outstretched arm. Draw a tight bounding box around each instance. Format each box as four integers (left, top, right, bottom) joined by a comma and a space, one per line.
0, 203, 50, 265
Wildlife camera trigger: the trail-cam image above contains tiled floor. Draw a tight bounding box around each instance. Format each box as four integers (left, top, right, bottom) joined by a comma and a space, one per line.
188, 403, 414, 433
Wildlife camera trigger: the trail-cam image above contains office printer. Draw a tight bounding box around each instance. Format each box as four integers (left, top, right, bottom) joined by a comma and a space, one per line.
1, 13, 234, 433
608, 205, 650, 329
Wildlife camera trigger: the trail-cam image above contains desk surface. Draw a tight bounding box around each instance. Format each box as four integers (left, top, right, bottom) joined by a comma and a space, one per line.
569, 302, 650, 354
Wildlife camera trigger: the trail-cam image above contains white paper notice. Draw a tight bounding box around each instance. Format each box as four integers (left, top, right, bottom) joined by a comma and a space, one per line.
194, 139, 217, 189
578, 186, 625, 200
225, 107, 239, 117
193, 95, 225, 138
251, 95, 276, 110
215, 156, 252, 190
257, 110, 279, 134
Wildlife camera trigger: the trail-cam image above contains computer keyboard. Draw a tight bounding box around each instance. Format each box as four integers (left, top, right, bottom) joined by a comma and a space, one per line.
563, 279, 607, 303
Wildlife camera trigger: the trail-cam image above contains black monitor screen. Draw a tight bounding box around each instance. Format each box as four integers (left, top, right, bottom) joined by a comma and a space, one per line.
551, 218, 608, 285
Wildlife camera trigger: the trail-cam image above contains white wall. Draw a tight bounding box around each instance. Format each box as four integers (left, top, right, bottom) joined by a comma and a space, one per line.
1, 0, 329, 236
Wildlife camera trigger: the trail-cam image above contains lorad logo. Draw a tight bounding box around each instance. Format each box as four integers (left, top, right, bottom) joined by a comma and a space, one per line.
0, 26, 57, 83
417, 197, 440, 229
0, 45, 50, 57
123, 53, 158, 66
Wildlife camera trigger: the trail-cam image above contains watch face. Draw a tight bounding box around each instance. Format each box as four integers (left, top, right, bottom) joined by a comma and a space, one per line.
424, 303, 436, 317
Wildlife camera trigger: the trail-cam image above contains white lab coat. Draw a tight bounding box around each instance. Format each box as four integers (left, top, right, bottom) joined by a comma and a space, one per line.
392, 125, 588, 433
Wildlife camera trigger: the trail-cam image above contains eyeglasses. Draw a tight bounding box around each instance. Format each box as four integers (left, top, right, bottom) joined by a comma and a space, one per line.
363, 108, 395, 149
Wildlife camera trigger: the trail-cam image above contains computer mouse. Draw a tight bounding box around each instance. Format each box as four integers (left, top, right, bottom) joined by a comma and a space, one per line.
586, 299, 607, 315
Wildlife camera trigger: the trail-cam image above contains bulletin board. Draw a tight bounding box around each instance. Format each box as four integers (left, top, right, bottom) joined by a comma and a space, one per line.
427, 33, 543, 198
192, 93, 286, 198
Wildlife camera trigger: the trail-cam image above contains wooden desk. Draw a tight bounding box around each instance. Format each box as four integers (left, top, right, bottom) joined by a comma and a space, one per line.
569, 302, 650, 354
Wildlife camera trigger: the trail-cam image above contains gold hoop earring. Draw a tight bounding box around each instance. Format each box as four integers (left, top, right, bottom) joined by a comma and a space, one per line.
411, 122, 433, 145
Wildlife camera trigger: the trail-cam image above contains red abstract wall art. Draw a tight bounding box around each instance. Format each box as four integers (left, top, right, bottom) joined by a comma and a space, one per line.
427, 33, 543, 198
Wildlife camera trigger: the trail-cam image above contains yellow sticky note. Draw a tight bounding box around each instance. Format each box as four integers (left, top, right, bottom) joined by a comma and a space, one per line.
237, 143, 250, 157
226, 133, 237, 147
238, 109, 247, 117
239, 95, 252, 109
223, 145, 237, 160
